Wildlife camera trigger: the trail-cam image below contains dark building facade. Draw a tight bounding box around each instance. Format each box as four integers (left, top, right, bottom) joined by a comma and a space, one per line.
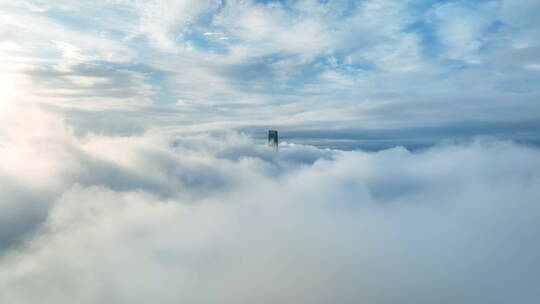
268, 130, 278, 150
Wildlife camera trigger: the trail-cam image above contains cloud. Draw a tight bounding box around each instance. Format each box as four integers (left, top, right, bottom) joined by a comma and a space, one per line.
125, 0, 222, 52
1, 107, 540, 303
1, 0, 539, 143
1, 6, 539, 304
1, 1, 540, 300
23, 62, 154, 109
0, 4, 134, 63
431, 1, 496, 64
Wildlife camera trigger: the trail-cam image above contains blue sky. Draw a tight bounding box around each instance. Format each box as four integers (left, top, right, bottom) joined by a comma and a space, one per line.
1, 0, 540, 148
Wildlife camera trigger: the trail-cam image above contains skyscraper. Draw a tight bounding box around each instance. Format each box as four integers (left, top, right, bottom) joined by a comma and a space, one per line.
268, 130, 278, 150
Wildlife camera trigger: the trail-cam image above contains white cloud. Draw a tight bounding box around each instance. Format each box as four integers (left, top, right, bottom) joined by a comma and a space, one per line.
524, 63, 540, 71
0, 5, 134, 63
214, 0, 334, 60
53, 41, 92, 62
0, 106, 539, 303
431, 2, 497, 64
119, 0, 222, 52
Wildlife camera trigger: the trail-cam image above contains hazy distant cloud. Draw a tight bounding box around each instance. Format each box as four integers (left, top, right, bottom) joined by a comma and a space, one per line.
23, 62, 154, 108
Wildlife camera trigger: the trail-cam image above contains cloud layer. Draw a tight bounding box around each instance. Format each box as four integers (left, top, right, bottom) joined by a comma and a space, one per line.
1, 1, 540, 302
1, 107, 539, 303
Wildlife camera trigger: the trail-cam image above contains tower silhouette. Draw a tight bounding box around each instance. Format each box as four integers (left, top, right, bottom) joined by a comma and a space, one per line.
268, 130, 278, 150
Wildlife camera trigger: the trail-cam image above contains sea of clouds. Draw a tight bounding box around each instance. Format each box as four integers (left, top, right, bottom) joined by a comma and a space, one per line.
1, 105, 540, 303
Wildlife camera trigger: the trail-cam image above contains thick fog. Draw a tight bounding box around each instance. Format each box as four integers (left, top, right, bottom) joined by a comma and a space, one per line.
1, 107, 540, 304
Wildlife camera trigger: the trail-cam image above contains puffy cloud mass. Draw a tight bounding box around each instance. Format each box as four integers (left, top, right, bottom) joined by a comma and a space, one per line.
1, 106, 539, 303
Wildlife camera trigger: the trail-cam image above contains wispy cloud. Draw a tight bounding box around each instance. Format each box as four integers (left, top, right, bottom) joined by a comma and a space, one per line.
1, 0, 538, 139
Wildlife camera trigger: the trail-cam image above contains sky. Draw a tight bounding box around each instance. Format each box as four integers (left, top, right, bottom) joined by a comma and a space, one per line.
1, 0, 540, 303
1, 0, 540, 147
